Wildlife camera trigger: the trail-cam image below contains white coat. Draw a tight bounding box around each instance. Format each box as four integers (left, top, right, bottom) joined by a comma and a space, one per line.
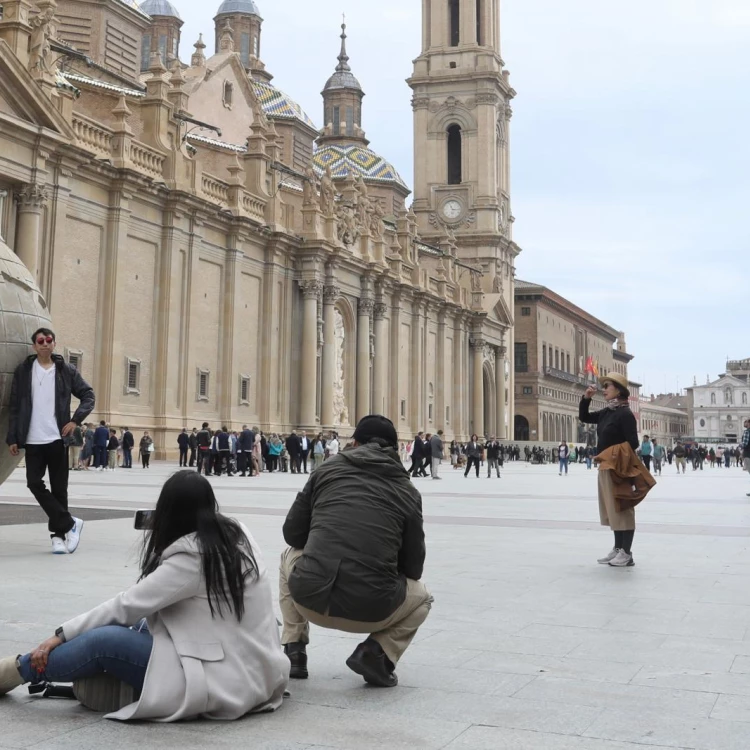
61, 526, 290, 722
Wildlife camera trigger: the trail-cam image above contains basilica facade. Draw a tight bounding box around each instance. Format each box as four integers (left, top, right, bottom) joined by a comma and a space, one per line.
0, 0, 519, 454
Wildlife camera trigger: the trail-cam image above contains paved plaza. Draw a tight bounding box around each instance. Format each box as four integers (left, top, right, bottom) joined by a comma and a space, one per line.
2, 460, 750, 749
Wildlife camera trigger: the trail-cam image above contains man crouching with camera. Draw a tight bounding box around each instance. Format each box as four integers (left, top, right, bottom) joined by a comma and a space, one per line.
280, 415, 432, 688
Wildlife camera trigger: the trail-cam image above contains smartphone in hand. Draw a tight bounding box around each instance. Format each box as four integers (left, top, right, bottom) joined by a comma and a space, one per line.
134, 510, 154, 530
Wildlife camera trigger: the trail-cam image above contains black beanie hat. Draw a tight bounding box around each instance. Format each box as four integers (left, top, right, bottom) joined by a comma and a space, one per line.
352, 415, 399, 450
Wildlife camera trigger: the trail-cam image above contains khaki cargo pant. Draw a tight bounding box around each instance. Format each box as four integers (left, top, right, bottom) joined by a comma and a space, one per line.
279, 547, 433, 666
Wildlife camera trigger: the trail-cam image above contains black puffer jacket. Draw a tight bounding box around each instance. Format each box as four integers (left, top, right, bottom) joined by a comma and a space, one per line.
7, 354, 95, 448
283, 442, 426, 622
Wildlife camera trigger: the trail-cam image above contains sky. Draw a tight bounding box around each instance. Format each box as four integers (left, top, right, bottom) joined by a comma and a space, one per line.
177, 0, 750, 396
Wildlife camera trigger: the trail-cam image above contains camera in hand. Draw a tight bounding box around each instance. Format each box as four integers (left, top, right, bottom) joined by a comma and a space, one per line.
134, 510, 154, 530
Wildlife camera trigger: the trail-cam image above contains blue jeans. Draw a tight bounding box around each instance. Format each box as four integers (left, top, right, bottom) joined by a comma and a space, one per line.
122, 447, 132, 468
586, 457, 593, 470
559, 458, 568, 474
17, 625, 152, 693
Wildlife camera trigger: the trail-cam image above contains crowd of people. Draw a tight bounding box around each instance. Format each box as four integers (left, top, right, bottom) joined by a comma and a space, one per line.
66, 422, 154, 471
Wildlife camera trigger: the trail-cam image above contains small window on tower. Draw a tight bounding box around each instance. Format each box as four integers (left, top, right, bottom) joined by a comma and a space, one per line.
240, 33, 250, 66
141, 36, 151, 72
333, 106, 340, 136
449, 0, 460, 46
447, 124, 462, 185
346, 106, 354, 136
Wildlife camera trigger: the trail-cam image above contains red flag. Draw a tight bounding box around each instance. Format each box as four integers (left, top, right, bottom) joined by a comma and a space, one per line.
585, 356, 595, 375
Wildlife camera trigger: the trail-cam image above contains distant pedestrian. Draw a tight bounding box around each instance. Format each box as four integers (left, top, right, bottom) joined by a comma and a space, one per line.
107, 429, 119, 471
430, 430, 444, 480
177, 428, 189, 467
742, 420, 750, 496
464, 435, 481, 478
140, 431, 153, 469
558, 442, 570, 475
485, 437, 501, 478
652, 439, 665, 476
639, 435, 653, 471
188, 427, 198, 467
93, 420, 109, 471
121, 427, 134, 469
673, 441, 687, 474
196, 422, 211, 475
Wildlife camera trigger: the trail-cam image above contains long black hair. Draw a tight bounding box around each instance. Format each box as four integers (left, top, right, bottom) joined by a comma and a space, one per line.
140, 471, 258, 621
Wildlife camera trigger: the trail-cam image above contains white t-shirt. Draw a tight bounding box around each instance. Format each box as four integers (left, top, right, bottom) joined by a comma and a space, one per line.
27, 360, 60, 445
328, 438, 339, 456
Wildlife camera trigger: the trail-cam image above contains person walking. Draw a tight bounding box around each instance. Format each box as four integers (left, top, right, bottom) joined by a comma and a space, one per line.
121, 427, 134, 469
429, 430, 444, 480
177, 428, 189, 467
93, 420, 109, 471
673, 441, 687, 474
558, 442, 570, 476
188, 428, 198, 467
6, 327, 94, 555
410, 432, 427, 478
463, 435, 481, 478
140, 431, 153, 469
579, 373, 640, 567
107, 429, 119, 471
68, 423, 83, 471
652, 439, 665, 476
585, 445, 595, 470
486, 437, 501, 478
640, 435, 653, 472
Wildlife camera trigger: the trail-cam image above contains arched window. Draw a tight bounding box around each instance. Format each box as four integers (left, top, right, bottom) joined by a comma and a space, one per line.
711, 393, 716, 405
449, 0, 460, 46
447, 124, 462, 184
223, 81, 233, 108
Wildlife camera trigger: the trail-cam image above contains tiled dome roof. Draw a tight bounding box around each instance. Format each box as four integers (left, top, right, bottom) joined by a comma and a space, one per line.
250, 79, 317, 130
140, 0, 181, 18
313, 144, 407, 189
216, 0, 260, 15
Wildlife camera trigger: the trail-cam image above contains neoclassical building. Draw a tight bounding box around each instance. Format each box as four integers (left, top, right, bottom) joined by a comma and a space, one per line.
0, 0, 519, 454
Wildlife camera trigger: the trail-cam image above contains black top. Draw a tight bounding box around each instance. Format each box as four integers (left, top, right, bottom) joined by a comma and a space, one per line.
579, 398, 639, 454
283, 443, 425, 622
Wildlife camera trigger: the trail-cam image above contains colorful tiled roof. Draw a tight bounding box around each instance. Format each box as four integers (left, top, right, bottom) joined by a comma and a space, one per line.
313, 144, 407, 189
250, 80, 317, 130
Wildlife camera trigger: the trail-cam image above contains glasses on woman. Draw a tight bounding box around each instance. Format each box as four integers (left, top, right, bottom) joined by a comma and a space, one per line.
36, 336, 54, 345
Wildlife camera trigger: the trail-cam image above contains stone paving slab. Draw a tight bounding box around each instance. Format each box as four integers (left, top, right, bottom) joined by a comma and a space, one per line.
1, 461, 750, 748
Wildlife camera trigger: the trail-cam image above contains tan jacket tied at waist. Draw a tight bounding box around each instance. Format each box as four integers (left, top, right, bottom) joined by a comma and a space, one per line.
596, 442, 657, 510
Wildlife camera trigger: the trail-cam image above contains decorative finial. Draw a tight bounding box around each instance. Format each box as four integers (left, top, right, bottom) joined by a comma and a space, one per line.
192, 33, 206, 67
336, 16, 350, 72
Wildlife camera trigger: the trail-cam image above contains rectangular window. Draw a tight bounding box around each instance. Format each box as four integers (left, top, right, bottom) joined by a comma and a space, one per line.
449, 0, 460, 46
333, 106, 340, 136
542, 344, 547, 370
125, 357, 141, 395
523, 386, 533, 395
158, 35, 167, 65
239, 374, 250, 405
554, 349, 560, 370
141, 35, 151, 72
240, 33, 250, 67
197, 368, 210, 401
514, 342, 528, 373
566, 354, 571, 373
521, 307, 531, 316
400, 399, 406, 418
428, 403, 433, 421
346, 106, 354, 136
446, 405, 450, 423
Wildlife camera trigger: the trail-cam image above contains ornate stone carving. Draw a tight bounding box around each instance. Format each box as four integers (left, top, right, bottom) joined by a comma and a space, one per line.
333, 308, 349, 426
300, 279, 323, 300
476, 92, 499, 106
319, 165, 335, 216
470, 337, 486, 351
335, 202, 359, 246
470, 265, 483, 293
353, 174, 369, 228
29, 6, 55, 78
219, 19, 234, 52
496, 345, 507, 358
16, 184, 48, 210
369, 200, 385, 239
191, 34, 206, 67
492, 273, 504, 294
323, 284, 340, 304
358, 297, 375, 317
373, 302, 387, 320
302, 164, 318, 207
412, 96, 430, 110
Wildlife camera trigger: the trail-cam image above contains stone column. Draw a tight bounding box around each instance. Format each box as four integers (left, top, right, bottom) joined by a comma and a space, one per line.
496, 346, 507, 440
373, 301, 388, 415
357, 296, 374, 421
471, 337, 485, 438
300, 280, 322, 427
321, 284, 339, 427
15, 184, 47, 280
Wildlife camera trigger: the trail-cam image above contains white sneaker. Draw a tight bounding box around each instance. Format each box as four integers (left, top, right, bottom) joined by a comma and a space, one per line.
609, 549, 634, 567
597, 547, 618, 565
51, 537, 68, 555
65, 517, 84, 554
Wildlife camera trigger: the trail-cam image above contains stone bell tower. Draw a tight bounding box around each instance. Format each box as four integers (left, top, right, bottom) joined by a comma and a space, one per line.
408, 0, 518, 291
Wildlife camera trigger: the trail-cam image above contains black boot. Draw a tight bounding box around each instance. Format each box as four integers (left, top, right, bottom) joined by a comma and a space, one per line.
345, 638, 397, 687
284, 642, 308, 679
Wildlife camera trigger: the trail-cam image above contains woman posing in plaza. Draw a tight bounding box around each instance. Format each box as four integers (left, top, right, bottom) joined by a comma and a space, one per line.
579, 373, 640, 567
139, 431, 153, 469
0, 471, 289, 719
463, 435, 482, 478
558, 441, 570, 476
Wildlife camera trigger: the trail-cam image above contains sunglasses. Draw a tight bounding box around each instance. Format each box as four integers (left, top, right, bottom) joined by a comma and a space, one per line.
35, 336, 54, 345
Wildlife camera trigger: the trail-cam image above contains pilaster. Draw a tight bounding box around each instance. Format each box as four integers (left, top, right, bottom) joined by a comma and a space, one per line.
300, 278, 323, 428
14, 182, 47, 281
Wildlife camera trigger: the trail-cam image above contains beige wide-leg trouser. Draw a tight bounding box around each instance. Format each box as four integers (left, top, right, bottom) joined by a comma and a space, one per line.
279, 547, 433, 666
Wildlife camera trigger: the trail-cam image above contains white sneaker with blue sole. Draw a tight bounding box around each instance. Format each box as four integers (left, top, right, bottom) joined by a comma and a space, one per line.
51, 537, 67, 554
65, 517, 84, 554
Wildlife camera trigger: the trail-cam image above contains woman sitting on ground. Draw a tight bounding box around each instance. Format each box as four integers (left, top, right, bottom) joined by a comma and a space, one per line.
0, 471, 289, 720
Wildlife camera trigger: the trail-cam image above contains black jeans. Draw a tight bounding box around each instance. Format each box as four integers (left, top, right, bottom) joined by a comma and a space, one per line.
142, 452, 150, 468
179, 448, 188, 467
197, 448, 211, 474
188, 447, 196, 467
464, 456, 480, 477
25, 441, 73, 538
93, 445, 107, 468
300, 451, 309, 473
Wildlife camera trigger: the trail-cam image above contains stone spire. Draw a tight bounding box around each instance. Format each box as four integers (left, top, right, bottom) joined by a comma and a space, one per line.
319, 18, 367, 146
191, 33, 206, 67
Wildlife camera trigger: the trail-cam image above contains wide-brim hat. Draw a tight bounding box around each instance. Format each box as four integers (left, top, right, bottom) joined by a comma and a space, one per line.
598, 372, 629, 392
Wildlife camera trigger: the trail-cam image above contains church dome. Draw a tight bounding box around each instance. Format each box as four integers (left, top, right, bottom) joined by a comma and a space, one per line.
323, 69, 362, 93
251, 79, 317, 130
216, 0, 260, 15
139, 0, 181, 18
313, 144, 407, 189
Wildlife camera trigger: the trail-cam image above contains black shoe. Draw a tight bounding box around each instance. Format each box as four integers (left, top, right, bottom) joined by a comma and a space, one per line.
284, 643, 308, 679
345, 638, 397, 687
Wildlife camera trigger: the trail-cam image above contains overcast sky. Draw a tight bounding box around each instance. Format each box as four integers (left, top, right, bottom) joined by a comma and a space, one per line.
178, 0, 749, 396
